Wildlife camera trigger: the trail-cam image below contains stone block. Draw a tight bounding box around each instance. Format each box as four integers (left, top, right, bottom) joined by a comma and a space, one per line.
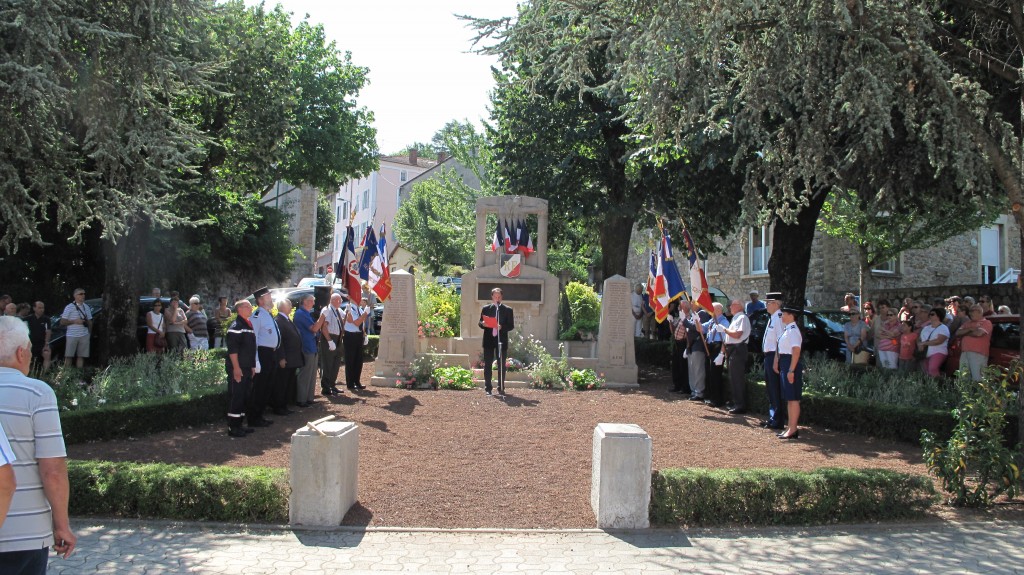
591, 423, 651, 529
289, 421, 359, 526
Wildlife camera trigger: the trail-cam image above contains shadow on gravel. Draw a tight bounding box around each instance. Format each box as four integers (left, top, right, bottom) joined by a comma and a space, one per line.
382, 395, 421, 416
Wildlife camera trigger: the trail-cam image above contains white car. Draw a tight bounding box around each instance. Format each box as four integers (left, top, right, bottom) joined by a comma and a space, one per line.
296, 276, 327, 288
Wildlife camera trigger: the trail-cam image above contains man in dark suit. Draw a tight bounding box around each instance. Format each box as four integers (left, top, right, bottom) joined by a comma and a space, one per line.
479, 287, 515, 398
272, 298, 304, 414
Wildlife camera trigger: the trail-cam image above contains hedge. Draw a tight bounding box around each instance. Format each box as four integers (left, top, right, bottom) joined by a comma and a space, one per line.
68, 460, 289, 523
634, 339, 672, 369
650, 467, 938, 526
61, 390, 228, 445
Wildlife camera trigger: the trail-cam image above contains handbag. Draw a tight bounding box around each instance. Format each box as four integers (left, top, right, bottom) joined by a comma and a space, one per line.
154, 315, 167, 348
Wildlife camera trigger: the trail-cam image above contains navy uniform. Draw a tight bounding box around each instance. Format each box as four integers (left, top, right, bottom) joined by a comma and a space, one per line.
225, 309, 257, 437
701, 311, 730, 407
776, 314, 804, 401
761, 292, 786, 430
248, 287, 281, 427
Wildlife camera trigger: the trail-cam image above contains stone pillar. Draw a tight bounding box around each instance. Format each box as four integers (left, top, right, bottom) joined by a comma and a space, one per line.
596, 275, 638, 385
290, 421, 359, 526
536, 212, 548, 271
591, 423, 652, 529
371, 270, 417, 386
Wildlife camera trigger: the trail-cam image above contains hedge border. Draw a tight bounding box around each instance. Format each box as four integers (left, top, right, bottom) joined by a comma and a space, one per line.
61, 390, 228, 445
68, 460, 288, 523
650, 467, 938, 527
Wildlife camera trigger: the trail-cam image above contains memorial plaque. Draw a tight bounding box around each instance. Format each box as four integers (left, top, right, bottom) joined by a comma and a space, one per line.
476, 281, 543, 303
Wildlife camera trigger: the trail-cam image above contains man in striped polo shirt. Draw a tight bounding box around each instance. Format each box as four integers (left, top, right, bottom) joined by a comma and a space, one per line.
0, 424, 14, 526
0, 316, 76, 572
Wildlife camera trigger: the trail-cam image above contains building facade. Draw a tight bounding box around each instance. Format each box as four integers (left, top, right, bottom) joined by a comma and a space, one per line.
626, 214, 1020, 308
261, 181, 320, 286
315, 150, 435, 273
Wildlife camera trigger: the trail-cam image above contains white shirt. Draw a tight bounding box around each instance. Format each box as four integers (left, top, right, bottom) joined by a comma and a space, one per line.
323, 304, 345, 336
763, 310, 784, 353
777, 322, 803, 354
344, 304, 364, 333
147, 311, 164, 334
724, 312, 750, 344
61, 301, 92, 339
921, 323, 951, 357
631, 292, 643, 314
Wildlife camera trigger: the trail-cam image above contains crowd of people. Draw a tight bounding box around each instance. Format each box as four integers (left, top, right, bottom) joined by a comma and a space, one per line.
840, 293, 1009, 381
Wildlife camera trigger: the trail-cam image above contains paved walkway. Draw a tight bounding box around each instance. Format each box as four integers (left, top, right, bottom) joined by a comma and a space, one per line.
48, 519, 1023, 574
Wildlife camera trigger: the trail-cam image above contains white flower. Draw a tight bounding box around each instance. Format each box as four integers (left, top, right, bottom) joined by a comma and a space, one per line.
71, 398, 78, 407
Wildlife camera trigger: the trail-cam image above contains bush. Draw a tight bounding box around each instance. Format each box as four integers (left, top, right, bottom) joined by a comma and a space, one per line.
434, 365, 475, 390
560, 281, 601, 339
61, 390, 228, 444
650, 467, 937, 526
634, 339, 673, 369
396, 350, 444, 389
921, 364, 1022, 507
567, 368, 605, 391
527, 348, 571, 390
68, 460, 288, 522
415, 281, 461, 336
802, 357, 959, 410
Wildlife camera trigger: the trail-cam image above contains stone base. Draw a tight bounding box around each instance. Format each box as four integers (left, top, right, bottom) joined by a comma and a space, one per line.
591, 423, 651, 529
289, 421, 359, 527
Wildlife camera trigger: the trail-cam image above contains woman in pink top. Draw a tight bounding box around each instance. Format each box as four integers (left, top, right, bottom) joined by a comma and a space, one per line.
897, 320, 918, 371
955, 304, 992, 382
875, 309, 901, 369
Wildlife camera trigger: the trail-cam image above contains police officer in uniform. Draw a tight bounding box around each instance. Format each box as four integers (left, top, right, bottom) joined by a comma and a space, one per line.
225, 300, 257, 438
248, 287, 281, 427
760, 292, 786, 430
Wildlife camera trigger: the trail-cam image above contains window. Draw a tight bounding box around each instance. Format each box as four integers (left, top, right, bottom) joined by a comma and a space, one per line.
980, 224, 1004, 284
872, 258, 897, 274
400, 170, 407, 182
363, 189, 369, 209
748, 226, 771, 274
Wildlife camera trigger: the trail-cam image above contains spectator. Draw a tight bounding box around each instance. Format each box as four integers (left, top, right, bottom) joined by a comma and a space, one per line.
631, 284, 644, 337
914, 302, 931, 329
843, 311, 867, 364
898, 320, 919, 371
0, 316, 76, 568
862, 301, 874, 326
0, 296, 10, 311
146, 300, 166, 353
946, 297, 967, 336
746, 290, 766, 316
669, 299, 691, 395
997, 304, 1012, 315
151, 287, 161, 299
956, 304, 992, 381
840, 292, 857, 313
364, 288, 379, 336
25, 302, 51, 373
15, 303, 30, 319
898, 297, 915, 322
59, 288, 92, 368
978, 296, 996, 317
272, 299, 304, 414
2, 304, 15, 317
641, 289, 655, 339
875, 306, 900, 369
186, 297, 210, 351
213, 297, 232, 348
701, 302, 730, 408
164, 295, 189, 352
918, 307, 950, 377
0, 424, 14, 527
293, 294, 326, 407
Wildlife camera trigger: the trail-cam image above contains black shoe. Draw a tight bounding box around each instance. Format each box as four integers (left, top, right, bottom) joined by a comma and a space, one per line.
250, 419, 273, 427
485, 390, 492, 396
704, 400, 724, 408
728, 408, 748, 415
778, 430, 799, 439
331, 386, 343, 394
272, 408, 293, 416
354, 384, 367, 390
228, 428, 247, 438
321, 388, 334, 396
688, 395, 704, 401
759, 420, 772, 428
241, 427, 255, 434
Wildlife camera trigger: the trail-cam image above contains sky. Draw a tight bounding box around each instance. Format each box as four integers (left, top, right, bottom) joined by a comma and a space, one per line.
251, 0, 521, 155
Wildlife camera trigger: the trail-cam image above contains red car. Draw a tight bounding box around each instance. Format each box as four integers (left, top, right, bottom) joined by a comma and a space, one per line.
944, 314, 1020, 375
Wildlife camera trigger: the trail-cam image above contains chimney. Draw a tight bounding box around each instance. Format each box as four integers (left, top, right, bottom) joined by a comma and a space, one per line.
437, 151, 448, 162
408, 148, 418, 166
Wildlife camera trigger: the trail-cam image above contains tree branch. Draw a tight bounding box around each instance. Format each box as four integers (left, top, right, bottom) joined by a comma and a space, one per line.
931, 25, 1020, 84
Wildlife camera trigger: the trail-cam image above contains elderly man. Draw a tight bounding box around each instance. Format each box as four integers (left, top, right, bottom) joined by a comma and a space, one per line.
293, 295, 326, 407
59, 288, 92, 368
272, 299, 304, 414
2, 304, 15, 317
956, 304, 992, 381
760, 292, 787, 430
0, 425, 14, 527
701, 302, 731, 408
248, 287, 282, 426
745, 290, 766, 316
669, 299, 692, 395
684, 303, 712, 402
721, 299, 752, 414
631, 284, 644, 337
319, 293, 346, 397
186, 297, 210, 351
0, 316, 76, 570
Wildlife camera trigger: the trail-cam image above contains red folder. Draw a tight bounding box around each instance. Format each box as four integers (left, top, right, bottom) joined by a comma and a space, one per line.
483, 315, 498, 329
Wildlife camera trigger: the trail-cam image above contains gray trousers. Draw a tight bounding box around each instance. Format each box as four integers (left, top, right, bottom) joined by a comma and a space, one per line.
727, 343, 748, 409
688, 349, 706, 397
296, 351, 318, 403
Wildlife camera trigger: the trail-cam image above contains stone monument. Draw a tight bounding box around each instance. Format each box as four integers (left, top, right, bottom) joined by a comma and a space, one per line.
595, 275, 638, 384
370, 270, 417, 386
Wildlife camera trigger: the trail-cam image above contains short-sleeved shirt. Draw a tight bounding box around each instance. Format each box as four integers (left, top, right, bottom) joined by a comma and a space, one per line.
724, 312, 751, 345
165, 306, 187, 334
293, 308, 319, 354
920, 323, 951, 357
322, 305, 345, 336
61, 301, 92, 339
344, 304, 364, 333
843, 321, 866, 348
763, 310, 784, 353
745, 300, 766, 316
778, 322, 803, 354
225, 316, 257, 371
0, 423, 14, 467
186, 309, 209, 338
703, 315, 730, 344
25, 315, 49, 354
251, 307, 280, 349
960, 318, 993, 356
0, 367, 67, 552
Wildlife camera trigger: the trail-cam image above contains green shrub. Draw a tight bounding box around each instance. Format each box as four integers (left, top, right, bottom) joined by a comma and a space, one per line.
396, 350, 444, 389
560, 281, 601, 339
527, 350, 571, 390
634, 339, 673, 369
61, 390, 228, 444
415, 281, 461, 336
68, 460, 288, 522
802, 357, 959, 410
506, 330, 552, 367
434, 365, 475, 390
650, 467, 937, 526
567, 368, 604, 391
922, 365, 1022, 507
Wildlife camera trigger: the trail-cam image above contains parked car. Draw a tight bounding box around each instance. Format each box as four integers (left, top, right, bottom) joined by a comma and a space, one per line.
49, 296, 175, 359
945, 314, 1020, 375
296, 276, 327, 288
261, 286, 384, 334
747, 308, 847, 367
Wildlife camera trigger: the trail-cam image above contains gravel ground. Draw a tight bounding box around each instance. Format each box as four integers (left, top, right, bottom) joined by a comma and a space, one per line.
67, 363, 957, 528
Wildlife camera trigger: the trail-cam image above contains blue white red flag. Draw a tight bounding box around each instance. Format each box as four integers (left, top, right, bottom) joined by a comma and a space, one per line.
339, 225, 362, 302
681, 229, 714, 312
661, 234, 687, 304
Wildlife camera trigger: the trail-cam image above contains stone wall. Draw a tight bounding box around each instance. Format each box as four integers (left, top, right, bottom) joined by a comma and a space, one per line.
625, 215, 1021, 309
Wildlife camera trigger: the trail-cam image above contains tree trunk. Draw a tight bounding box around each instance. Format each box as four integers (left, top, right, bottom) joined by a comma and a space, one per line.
768, 189, 829, 309
858, 246, 871, 315
600, 212, 634, 282
102, 218, 150, 362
